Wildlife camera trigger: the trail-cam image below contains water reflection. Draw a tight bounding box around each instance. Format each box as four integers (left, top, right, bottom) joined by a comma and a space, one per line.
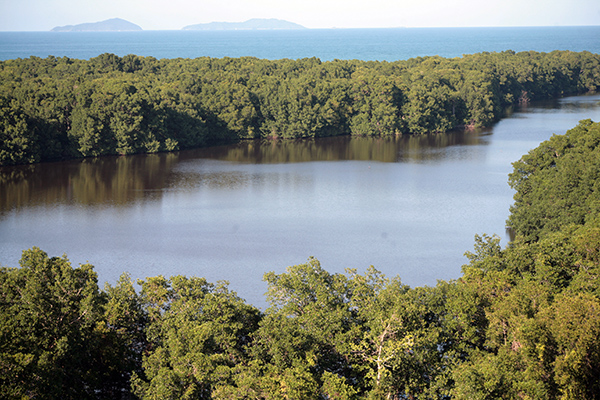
0, 153, 179, 212
181, 129, 488, 164
0, 130, 488, 213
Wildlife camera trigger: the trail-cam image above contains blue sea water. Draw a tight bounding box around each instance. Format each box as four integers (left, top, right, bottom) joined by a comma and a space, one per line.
1, 26, 599, 61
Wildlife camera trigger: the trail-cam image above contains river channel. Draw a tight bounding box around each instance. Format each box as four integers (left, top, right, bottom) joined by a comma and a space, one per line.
1, 94, 600, 308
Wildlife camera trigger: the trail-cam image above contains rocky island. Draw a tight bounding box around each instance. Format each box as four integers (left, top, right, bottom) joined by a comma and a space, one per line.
51, 18, 142, 32
182, 18, 306, 30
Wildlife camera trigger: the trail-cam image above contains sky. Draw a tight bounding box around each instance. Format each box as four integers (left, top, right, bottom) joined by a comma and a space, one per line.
1, 0, 599, 31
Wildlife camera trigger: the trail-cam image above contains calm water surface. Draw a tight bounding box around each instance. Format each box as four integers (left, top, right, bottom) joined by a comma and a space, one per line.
1, 94, 600, 308
1, 26, 599, 61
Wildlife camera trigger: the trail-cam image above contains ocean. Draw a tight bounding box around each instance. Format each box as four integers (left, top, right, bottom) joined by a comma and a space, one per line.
1, 26, 599, 62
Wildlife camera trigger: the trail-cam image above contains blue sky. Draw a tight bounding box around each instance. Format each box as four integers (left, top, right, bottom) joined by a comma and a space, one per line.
1, 0, 599, 31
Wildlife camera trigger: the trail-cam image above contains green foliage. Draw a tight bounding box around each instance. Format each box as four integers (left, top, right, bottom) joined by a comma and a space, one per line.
2, 51, 599, 165
2, 119, 600, 398
508, 119, 600, 241
0, 247, 141, 399
448, 120, 600, 400
131, 275, 261, 399
0, 96, 39, 165
252, 258, 357, 398
245, 259, 450, 399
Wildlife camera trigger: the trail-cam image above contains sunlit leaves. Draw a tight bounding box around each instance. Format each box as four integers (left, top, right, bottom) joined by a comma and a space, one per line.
3, 51, 600, 165
132, 275, 261, 399
508, 120, 600, 241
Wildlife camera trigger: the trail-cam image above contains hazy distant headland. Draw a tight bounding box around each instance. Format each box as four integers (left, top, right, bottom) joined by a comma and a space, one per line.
49, 17, 305, 32
182, 18, 306, 30
51, 18, 142, 32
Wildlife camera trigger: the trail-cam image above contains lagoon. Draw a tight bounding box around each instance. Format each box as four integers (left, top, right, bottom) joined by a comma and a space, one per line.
1, 94, 599, 308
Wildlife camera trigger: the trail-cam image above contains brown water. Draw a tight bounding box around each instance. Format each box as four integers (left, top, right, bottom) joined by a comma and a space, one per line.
2, 94, 599, 308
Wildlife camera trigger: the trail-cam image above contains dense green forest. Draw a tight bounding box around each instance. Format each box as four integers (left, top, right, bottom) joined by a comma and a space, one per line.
1, 119, 599, 399
1, 50, 600, 165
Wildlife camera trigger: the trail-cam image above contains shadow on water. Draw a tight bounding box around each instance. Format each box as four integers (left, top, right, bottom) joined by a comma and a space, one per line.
0, 129, 489, 213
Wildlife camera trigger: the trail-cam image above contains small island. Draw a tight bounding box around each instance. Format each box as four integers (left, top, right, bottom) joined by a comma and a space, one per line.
182, 18, 306, 31
51, 18, 142, 32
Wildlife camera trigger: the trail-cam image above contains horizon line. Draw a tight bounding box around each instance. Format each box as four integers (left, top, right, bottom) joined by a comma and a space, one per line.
2, 24, 600, 33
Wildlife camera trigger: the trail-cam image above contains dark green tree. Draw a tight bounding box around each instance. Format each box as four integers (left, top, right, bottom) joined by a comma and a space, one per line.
0, 247, 140, 399
507, 119, 600, 241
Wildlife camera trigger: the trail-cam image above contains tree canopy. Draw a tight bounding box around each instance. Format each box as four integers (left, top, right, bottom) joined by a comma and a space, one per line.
507, 119, 600, 241
1, 50, 599, 165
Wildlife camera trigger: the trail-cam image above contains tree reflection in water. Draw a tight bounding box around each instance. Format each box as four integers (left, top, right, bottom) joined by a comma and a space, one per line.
0, 130, 488, 213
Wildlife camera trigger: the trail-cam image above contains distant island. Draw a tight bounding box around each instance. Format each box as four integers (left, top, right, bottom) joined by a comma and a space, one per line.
51, 18, 142, 32
182, 18, 306, 31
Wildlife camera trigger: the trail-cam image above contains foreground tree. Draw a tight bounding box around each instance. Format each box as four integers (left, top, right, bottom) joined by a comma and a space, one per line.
450, 121, 600, 399
507, 119, 600, 241
0, 247, 140, 399
131, 275, 261, 399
